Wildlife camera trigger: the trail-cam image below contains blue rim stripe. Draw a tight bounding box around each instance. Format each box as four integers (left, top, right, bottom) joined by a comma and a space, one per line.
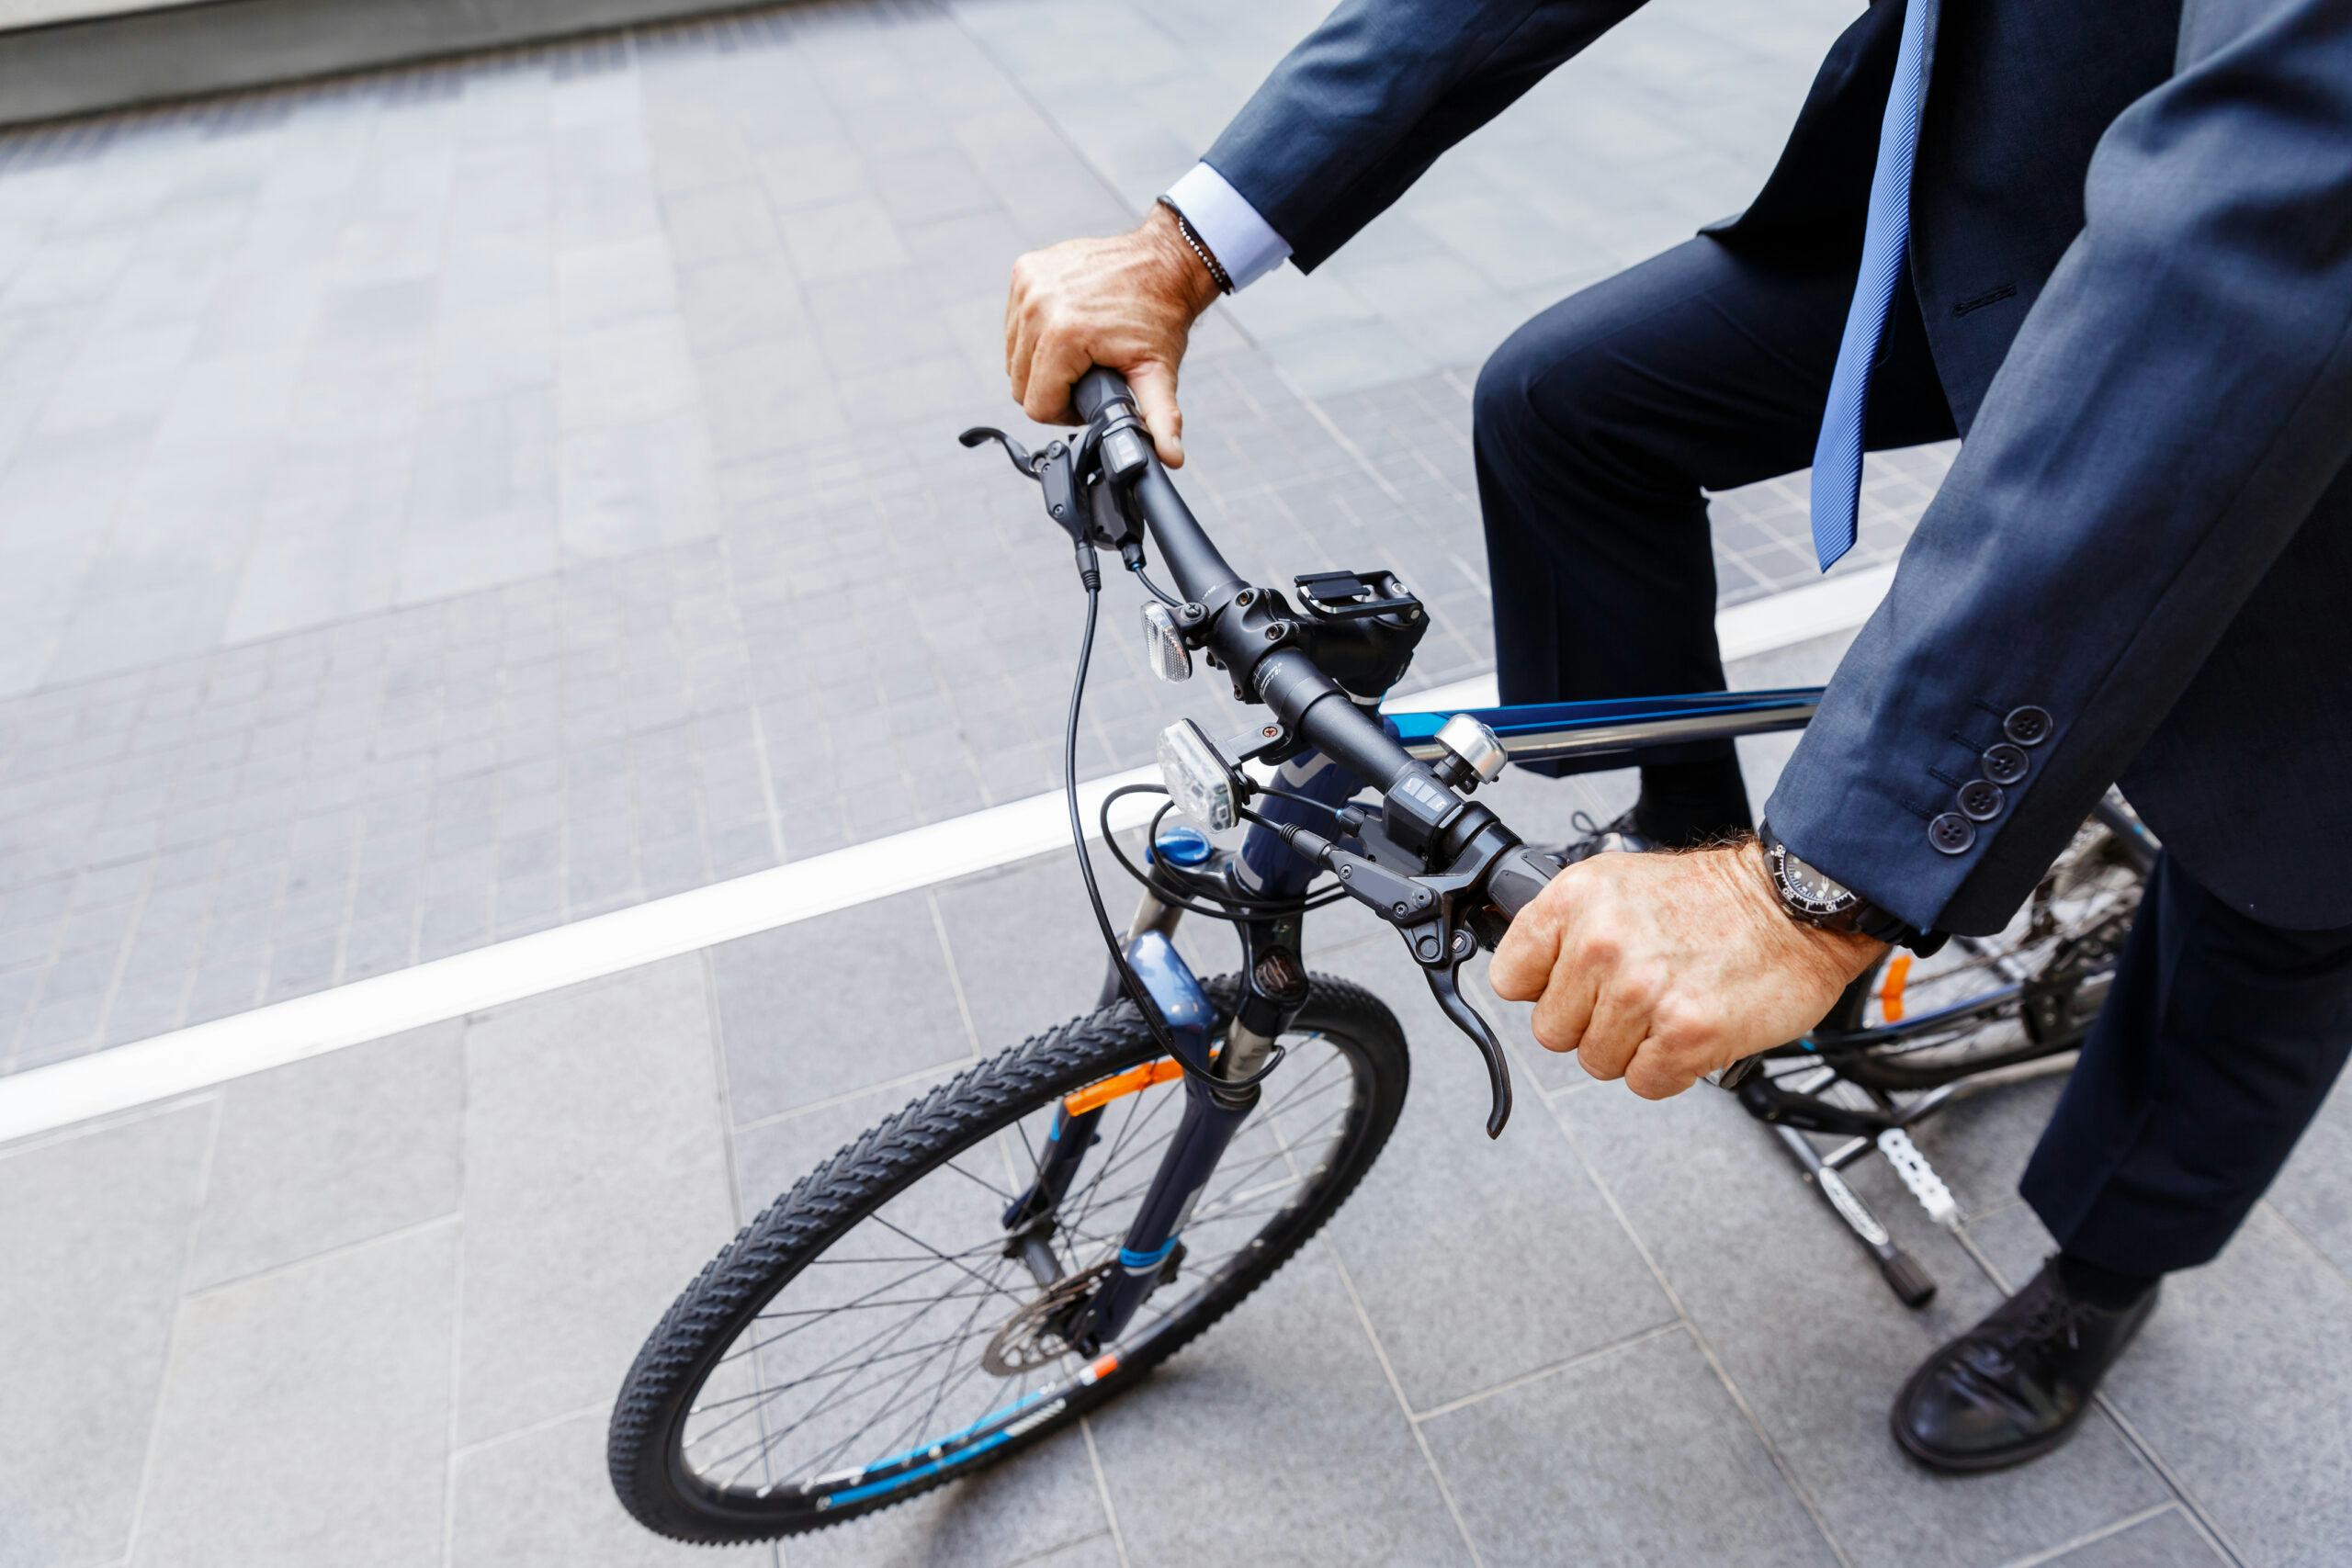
823, 1428, 1013, 1508
855, 1387, 1051, 1479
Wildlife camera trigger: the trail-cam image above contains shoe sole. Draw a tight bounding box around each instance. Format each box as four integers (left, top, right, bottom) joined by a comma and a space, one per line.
1888, 1397, 2086, 1473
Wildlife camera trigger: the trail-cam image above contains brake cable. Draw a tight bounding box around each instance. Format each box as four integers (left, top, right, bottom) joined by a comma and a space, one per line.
1060, 538, 1289, 1092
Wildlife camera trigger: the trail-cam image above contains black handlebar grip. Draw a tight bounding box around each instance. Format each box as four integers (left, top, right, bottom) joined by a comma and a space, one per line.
1073, 367, 1136, 424
1486, 843, 1562, 919
1466, 843, 1560, 953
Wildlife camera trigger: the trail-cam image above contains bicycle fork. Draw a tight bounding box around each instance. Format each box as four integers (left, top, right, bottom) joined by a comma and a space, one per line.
996, 918, 1261, 1350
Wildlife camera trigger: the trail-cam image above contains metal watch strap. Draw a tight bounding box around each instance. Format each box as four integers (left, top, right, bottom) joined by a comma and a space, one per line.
1156, 197, 1233, 295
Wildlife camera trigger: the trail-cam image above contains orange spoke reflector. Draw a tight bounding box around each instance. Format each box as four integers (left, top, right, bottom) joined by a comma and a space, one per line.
1062, 1058, 1185, 1117
1877, 952, 1914, 1024
1082, 1353, 1120, 1384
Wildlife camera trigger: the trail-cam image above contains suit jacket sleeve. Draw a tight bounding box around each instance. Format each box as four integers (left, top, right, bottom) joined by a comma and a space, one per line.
1203, 0, 1645, 270
1767, 0, 2352, 935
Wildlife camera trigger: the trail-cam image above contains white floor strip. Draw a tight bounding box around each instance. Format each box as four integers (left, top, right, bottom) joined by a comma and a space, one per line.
0, 565, 1892, 1145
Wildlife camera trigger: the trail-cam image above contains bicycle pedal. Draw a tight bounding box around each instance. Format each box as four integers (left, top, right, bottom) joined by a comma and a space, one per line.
1875, 1128, 1960, 1229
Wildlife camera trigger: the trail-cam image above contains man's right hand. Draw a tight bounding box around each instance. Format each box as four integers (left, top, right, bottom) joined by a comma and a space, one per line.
1004, 204, 1220, 468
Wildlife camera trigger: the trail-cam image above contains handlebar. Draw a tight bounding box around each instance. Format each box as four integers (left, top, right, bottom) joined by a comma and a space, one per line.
1074, 368, 1431, 798
1039, 367, 1565, 1134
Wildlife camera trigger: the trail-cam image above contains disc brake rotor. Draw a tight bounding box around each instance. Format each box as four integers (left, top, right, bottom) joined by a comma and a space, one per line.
981, 1261, 1113, 1378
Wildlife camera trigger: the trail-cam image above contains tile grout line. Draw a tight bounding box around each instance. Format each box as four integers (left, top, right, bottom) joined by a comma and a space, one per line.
925, 886, 987, 1060
2256, 1192, 2352, 1294
1407, 1320, 1688, 1425
1992, 1502, 2183, 1568
1076, 1417, 1136, 1568
85, 853, 159, 1066
184, 1209, 461, 1301
1317, 1238, 1490, 1568
1949, 1225, 2251, 1568
118, 1094, 224, 1568
1547, 1105, 1858, 1568
439, 1213, 467, 1568
729, 1056, 984, 1137
439, 1005, 472, 1568
0, 1087, 213, 1164
702, 948, 749, 1228
445, 1396, 611, 1464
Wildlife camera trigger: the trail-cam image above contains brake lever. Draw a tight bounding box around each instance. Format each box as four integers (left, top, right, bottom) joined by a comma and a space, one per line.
1276, 823, 1518, 1137
958, 426, 1041, 478
1404, 916, 1515, 1139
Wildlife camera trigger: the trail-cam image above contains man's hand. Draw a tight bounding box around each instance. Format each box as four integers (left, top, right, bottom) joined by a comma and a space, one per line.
1004, 205, 1219, 467
1489, 841, 1885, 1100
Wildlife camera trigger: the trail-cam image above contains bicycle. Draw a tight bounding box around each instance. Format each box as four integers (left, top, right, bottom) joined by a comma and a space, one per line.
606, 368, 2147, 1541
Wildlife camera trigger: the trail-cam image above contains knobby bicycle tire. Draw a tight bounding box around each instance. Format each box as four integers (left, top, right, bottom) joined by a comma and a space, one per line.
608, 973, 1407, 1542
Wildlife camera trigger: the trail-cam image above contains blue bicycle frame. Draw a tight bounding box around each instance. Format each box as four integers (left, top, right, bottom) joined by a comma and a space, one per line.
1023, 683, 1823, 1348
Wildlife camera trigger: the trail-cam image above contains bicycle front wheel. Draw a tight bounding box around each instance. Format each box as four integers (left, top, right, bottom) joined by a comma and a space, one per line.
607, 973, 1407, 1542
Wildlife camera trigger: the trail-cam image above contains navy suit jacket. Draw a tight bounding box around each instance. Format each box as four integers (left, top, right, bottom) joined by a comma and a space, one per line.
1204, 0, 2352, 933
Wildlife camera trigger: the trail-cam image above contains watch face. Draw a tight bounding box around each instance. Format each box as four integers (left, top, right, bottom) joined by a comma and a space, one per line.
1771, 842, 1857, 918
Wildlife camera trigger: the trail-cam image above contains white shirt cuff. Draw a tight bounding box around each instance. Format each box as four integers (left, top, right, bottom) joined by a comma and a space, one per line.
1164, 163, 1292, 291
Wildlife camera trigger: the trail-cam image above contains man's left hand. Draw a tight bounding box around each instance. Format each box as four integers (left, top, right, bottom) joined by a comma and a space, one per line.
1488, 841, 1886, 1099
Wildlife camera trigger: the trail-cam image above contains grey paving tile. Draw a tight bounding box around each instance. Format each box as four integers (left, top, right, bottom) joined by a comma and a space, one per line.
458, 956, 735, 1445
1553, 1083, 2171, 1568
448, 1408, 776, 1568
187, 1021, 465, 1289
0, 1102, 211, 1568
136, 1222, 458, 1568
1306, 936, 1677, 1412
1971, 1201, 2352, 1568
1089, 1238, 1472, 1567
2265, 1067, 2352, 1278
710, 890, 972, 1126
1424, 1329, 1834, 1567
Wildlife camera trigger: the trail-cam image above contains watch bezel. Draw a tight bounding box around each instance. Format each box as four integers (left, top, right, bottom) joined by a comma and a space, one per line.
1764, 835, 1860, 922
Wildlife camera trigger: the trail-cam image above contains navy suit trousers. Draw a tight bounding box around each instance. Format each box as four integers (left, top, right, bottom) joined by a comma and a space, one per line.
1473, 235, 2352, 1270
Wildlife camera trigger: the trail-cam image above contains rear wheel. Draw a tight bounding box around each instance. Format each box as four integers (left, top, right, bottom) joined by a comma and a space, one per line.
1802, 804, 2148, 1091
608, 973, 1407, 1542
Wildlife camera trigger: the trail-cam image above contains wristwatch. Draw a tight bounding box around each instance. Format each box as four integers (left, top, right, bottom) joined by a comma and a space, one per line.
1757, 820, 1945, 954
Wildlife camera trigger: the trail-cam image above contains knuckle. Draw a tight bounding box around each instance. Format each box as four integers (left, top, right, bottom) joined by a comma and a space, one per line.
1657, 996, 1717, 1046
1615, 962, 1664, 1010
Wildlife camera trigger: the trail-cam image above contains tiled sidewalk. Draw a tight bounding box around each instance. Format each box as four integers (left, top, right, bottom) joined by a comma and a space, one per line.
0, 0, 1950, 1072
6, 636, 2342, 1568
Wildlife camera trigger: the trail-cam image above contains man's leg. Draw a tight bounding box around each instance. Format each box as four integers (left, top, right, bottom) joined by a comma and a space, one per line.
2023, 848, 2352, 1272
1893, 848, 2352, 1472
1473, 236, 1955, 845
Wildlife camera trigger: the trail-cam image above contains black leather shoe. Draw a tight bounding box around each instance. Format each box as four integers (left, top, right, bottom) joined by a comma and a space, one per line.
1891, 1258, 2157, 1472
1549, 807, 1657, 866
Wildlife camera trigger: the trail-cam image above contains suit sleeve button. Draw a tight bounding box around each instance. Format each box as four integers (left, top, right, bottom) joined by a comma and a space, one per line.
1928, 812, 1977, 854
1982, 742, 2029, 784
1958, 779, 2004, 820
2003, 705, 2053, 746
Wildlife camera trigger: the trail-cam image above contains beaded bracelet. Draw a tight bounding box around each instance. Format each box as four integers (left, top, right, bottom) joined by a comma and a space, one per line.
1156, 196, 1234, 295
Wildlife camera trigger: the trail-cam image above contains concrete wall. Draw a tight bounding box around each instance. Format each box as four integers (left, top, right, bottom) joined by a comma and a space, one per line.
0, 0, 759, 127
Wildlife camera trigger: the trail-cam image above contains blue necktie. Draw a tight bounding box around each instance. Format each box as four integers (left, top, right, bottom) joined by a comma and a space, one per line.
1809, 0, 1932, 571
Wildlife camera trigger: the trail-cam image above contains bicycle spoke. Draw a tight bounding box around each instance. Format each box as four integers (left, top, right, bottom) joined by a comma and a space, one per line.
674, 1026, 1376, 1503
696, 1273, 1013, 1478
774, 1273, 1010, 1487
943, 1158, 1013, 1201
